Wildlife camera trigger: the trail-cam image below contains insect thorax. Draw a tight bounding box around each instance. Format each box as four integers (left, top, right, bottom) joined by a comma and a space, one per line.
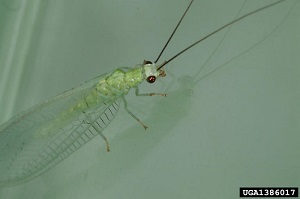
95, 67, 144, 98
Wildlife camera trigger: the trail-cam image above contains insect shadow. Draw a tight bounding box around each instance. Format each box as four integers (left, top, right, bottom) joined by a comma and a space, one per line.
110, 0, 293, 156
69, 4, 296, 188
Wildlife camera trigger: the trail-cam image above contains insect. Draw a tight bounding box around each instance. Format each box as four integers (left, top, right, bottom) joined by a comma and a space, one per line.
0, 0, 292, 187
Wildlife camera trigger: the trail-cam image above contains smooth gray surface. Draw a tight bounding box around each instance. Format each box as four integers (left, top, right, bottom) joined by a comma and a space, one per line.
0, 0, 299, 198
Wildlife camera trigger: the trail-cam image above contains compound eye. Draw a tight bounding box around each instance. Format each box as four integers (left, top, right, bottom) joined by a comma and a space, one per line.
146, 76, 156, 83
144, 60, 153, 65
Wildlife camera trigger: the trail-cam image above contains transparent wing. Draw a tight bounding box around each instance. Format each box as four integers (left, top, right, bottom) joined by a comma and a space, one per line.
0, 73, 120, 187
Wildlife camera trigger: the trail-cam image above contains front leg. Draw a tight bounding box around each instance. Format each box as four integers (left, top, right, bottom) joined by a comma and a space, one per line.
135, 87, 167, 97
122, 96, 148, 129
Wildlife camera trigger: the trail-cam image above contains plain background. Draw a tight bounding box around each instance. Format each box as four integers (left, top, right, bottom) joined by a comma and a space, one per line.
0, 0, 299, 198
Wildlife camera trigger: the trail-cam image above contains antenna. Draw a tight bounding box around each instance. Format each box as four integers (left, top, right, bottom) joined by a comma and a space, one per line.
154, 0, 194, 64
156, 0, 285, 71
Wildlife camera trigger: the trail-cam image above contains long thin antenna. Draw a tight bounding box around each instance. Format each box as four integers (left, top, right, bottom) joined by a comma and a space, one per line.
157, 0, 285, 71
154, 0, 194, 64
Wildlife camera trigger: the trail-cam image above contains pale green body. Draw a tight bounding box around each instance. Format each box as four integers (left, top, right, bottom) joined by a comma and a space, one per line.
70, 67, 144, 110
36, 67, 145, 137
0, 63, 162, 187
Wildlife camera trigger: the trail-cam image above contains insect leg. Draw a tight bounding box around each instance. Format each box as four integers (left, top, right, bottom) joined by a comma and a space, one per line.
135, 87, 166, 97
91, 123, 110, 152
122, 96, 148, 129
84, 112, 110, 152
